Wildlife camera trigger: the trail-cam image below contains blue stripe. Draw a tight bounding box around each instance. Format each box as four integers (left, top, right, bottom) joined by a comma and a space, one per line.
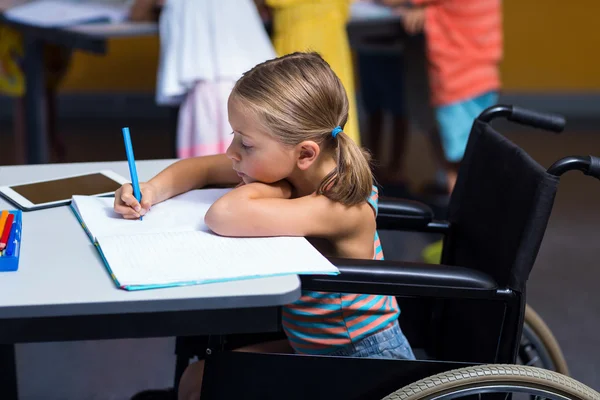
285, 328, 349, 341
282, 316, 346, 331
284, 311, 343, 320
340, 294, 371, 306
300, 291, 341, 300
286, 302, 342, 312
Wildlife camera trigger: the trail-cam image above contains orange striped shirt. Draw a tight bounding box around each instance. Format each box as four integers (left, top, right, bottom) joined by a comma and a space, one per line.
282, 187, 401, 355
413, 0, 503, 106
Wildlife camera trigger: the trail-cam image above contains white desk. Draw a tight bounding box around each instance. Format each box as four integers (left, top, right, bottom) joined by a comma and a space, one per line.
0, 160, 301, 399
0, 159, 301, 318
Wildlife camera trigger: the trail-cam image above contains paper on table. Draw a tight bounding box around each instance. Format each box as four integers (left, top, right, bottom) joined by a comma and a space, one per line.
4, 0, 130, 27
97, 230, 339, 287
72, 188, 231, 241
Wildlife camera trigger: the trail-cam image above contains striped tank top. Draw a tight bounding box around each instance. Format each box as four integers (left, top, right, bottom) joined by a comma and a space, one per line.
282, 186, 401, 355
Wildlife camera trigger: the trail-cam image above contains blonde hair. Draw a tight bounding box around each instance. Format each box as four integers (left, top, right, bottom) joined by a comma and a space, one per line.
231, 52, 373, 206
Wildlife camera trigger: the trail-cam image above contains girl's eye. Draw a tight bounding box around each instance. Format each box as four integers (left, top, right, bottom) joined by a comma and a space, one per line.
231, 131, 253, 151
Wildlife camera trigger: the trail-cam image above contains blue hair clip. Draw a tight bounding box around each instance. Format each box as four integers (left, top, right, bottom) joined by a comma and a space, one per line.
331, 126, 343, 138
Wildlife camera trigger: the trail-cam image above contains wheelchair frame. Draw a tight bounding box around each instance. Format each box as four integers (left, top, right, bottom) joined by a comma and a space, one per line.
179, 105, 600, 400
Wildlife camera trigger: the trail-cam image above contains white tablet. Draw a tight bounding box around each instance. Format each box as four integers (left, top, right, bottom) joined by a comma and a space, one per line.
0, 170, 129, 211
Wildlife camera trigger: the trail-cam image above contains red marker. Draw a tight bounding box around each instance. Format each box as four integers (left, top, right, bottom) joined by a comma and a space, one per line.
0, 213, 14, 251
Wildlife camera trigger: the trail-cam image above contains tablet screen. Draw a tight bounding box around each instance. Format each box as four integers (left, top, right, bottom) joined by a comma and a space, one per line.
10, 173, 122, 205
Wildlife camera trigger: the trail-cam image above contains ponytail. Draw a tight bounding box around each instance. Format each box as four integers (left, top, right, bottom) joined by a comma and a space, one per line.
317, 131, 374, 206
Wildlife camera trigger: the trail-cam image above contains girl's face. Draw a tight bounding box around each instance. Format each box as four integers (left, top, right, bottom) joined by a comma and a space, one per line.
226, 97, 297, 184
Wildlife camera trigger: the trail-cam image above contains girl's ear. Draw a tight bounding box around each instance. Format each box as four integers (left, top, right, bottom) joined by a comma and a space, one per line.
296, 141, 321, 170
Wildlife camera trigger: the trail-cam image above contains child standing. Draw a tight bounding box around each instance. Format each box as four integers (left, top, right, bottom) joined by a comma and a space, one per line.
380, 0, 503, 193
378, 0, 502, 263
113, 52, 415, 400
155, 0, 275, 158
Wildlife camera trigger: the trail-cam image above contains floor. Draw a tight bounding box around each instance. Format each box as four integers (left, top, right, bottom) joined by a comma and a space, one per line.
1, 108, 599, 399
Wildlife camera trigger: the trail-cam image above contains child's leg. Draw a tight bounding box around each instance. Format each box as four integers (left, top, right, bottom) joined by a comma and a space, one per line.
387, 114, 409, 184
356, 52, 385, 168
357, 51, 408, 184
177, 339, 292, 400
383, 54, 408, 185
434, 91, 498, 193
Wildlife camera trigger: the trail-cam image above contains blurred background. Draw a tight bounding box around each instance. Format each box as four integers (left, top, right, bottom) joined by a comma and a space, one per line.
0, 0, 598, 399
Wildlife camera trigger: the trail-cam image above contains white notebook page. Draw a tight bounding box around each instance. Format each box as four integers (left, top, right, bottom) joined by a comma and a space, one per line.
96, 230, 338, 287
72, 189, 231, 240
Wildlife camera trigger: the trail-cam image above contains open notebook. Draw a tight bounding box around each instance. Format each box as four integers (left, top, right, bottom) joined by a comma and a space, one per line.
70, 189, 338, 291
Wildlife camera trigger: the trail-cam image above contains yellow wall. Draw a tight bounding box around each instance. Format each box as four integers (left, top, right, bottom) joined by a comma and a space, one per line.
59, 0, 600, 93
500, 0, 600, 92
60, 36, 159, 93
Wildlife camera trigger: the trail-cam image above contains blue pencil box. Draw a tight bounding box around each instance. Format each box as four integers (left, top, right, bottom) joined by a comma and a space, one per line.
0, 210, 23, 272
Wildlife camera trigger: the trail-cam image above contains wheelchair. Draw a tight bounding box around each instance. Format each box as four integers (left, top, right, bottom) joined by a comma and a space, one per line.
171, 105, 600, 400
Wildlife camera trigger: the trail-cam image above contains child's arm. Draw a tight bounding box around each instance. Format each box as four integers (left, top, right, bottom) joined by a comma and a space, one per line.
114, 154, 241, 219
148, 154, 241, 201
205, 182, 372, 239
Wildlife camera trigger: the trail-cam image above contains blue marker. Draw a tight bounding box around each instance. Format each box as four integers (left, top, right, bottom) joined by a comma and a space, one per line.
122, 127, 143, 221
5, 212, 20, 257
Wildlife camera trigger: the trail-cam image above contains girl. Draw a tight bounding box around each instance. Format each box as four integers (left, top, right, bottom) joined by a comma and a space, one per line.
113, 52, 415, 400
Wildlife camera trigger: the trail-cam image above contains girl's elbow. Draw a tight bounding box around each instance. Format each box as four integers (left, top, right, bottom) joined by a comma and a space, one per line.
204, 203, 236, 236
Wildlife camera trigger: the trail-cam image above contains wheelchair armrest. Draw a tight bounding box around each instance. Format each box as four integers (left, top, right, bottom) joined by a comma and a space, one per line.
302, 257, 499, 300
377, 196, 436, 231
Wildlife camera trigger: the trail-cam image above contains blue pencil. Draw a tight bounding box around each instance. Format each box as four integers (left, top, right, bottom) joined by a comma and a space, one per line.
122, 127, 143, 221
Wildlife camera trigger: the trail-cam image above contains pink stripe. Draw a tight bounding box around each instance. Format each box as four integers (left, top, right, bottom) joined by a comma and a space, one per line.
178, 140, 231, 158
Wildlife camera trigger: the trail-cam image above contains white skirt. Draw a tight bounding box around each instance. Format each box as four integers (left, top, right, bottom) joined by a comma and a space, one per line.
156, 0, 275, 157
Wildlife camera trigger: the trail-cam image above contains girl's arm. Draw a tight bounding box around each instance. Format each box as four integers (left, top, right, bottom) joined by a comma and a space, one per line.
114, 154, 241, 218
205, 181, 372, 239
149, 154, 241, 203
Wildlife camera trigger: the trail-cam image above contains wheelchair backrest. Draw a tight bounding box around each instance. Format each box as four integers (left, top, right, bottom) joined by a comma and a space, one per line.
442, 119, 560, 291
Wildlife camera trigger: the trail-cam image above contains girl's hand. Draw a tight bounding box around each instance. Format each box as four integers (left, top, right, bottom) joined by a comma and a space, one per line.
113, 182, 159, 219
128, 0, 161, 22
395, 6, 426, 35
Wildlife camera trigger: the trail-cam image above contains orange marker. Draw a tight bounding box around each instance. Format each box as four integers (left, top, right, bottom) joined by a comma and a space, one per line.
0, 211, 8, 242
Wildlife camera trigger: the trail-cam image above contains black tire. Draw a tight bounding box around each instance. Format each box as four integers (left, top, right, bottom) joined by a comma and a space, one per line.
382, 364, 599, 400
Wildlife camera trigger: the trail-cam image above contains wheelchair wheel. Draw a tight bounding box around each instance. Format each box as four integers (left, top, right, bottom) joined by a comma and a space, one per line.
382, 365, 599, 400
519, 305, 570, 375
